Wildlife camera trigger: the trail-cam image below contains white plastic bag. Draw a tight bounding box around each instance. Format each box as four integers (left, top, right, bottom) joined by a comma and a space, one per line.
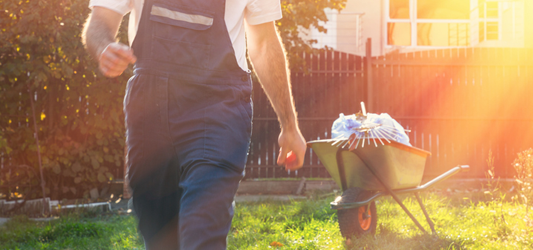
331, 113, 411, 146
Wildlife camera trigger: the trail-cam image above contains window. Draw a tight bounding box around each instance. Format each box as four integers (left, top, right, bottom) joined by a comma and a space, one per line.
475, 0, 525, 45
387, 0, 471, 47
386, 0, 524, 48
477, 0, 500, 42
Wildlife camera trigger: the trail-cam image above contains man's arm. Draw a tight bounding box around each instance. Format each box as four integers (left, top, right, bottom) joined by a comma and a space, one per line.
245, 21, 306, 170
82, 7, 136, 77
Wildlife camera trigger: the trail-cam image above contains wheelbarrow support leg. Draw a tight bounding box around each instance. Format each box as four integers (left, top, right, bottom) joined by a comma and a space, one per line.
414, 192, 437, 234
383, 187, 428, 234
350, 150, 428, 234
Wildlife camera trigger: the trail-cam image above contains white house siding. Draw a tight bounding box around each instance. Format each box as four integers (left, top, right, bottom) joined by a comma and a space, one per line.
300, 0, 532, 56
338, 0, 384, 56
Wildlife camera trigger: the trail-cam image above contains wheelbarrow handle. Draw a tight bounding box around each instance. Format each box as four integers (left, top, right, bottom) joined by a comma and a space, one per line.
417, 165, 470, 190
459, 165, 470, 172
332, 165, 471, 210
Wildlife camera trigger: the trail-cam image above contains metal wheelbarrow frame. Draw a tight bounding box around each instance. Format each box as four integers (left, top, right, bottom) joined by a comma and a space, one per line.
308, 139, 469, 237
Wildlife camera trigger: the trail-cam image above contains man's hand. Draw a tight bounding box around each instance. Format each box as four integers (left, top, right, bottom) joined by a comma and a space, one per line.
277, 127, 307, 170
98, 42, 136, 77
82, 7, 135, 77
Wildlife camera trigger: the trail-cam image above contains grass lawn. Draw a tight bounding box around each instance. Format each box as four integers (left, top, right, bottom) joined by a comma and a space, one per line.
0, 192, 532, 249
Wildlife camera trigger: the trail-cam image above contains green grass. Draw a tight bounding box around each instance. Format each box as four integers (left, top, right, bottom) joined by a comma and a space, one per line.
357, 193, 533, 249
1, 192, 532, 249
228, 197, 344, 249
0, 214, 144, 249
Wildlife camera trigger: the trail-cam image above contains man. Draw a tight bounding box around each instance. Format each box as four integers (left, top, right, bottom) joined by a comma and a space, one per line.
82, 0, 306, 249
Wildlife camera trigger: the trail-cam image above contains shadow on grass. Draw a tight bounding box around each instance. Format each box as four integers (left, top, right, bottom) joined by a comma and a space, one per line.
348, 226, 466, 250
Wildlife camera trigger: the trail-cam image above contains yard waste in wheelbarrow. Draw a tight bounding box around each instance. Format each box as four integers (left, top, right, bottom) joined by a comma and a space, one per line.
331, 113, 411, 147
308, 103, 470, 238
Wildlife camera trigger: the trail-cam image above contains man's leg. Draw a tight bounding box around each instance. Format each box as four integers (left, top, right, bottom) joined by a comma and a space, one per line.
125, 73, 181, 248
165, 76, 252, 249
132, 186, 180, 249
177, 159, 243, 249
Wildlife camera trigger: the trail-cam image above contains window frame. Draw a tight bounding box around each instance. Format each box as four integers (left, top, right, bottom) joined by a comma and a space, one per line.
383, 0, 518, 49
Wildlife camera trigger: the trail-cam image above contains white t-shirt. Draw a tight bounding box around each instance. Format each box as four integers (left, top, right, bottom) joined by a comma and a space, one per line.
89, 0, 282, 70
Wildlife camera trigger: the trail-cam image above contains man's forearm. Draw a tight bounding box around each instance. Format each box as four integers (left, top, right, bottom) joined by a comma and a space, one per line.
82, 7, 122, 59
247, 21, 307, 168
247, 23, 297, 130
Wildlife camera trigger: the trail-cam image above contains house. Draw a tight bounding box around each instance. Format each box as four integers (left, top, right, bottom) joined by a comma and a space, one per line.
304, 0, 533, 56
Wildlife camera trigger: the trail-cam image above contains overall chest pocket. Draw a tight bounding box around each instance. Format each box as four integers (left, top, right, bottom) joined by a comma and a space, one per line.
150, 3, 213, 68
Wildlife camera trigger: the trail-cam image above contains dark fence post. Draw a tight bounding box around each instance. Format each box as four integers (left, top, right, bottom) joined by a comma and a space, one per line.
365, 38, 374, 111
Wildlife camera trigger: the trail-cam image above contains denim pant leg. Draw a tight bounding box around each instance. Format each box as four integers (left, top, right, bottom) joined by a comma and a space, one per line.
168, 78, 252, 249
125, 73, 181, 247
133, 182, 181, 249
177, 159, 243, 249
126, 73, 252, 249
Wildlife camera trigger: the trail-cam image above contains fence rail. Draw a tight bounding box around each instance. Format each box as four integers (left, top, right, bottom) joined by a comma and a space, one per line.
3, 44, 531, 191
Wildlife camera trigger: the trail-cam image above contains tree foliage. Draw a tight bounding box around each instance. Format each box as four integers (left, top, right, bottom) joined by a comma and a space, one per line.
0, 0, 131, 200
0, 0, 345, 200
277, 0, 347, 71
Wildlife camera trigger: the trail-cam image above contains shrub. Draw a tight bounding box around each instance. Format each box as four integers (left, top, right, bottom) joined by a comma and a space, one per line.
512, 148, 533, 214
0, 0, 131, 200
484, 150, 501, 201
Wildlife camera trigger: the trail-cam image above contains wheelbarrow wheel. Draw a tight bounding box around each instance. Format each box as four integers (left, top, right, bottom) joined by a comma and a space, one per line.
338, 201, 377, 238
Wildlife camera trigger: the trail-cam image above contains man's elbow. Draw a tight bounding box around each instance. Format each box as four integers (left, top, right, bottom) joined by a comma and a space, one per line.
81, 14, 92, 49
248, 34, 280, 62
247, 45, 263, 64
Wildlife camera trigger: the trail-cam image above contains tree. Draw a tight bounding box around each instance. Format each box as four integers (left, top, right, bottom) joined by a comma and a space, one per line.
278, 0, 347, 71
0, 0, 130, 200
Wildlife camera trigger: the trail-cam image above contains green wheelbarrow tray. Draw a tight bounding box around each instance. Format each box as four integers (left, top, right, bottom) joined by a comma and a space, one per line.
308, 139, 432, 192
308, 139, 470, 235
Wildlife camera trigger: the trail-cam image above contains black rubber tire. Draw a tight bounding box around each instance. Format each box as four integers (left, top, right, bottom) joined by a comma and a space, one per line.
337, 201, 377, 238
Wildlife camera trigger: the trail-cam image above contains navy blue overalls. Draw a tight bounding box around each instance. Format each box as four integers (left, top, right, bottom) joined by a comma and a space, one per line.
123, 0, 252, 248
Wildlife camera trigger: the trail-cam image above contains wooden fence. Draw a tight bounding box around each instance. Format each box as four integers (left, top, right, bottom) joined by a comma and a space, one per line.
370, 46, 533, 179
245, 50, 366, 179
245, 41, 533, 180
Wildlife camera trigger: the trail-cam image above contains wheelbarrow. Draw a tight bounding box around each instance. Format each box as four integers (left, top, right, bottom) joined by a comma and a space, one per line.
308, 138, 469, 238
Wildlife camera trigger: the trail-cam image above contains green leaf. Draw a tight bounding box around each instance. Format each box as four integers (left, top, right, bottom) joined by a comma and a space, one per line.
60, 157, 69, 165
62, 169, 72, 177
53, 164, 61, 174
35, 71, 48, 84
105, 172, 114, 180
104, 154, 113, 162
97, 173, 106, 183
62, 63, 74, 78
72, 162, 82, 172
91, 158, 100, 169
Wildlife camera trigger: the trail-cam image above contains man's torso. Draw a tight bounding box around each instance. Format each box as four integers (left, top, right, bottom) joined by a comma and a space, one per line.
89, 0, 282, 71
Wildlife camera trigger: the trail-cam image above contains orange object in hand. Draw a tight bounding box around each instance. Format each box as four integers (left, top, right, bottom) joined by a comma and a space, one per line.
286, 151, 297, 167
